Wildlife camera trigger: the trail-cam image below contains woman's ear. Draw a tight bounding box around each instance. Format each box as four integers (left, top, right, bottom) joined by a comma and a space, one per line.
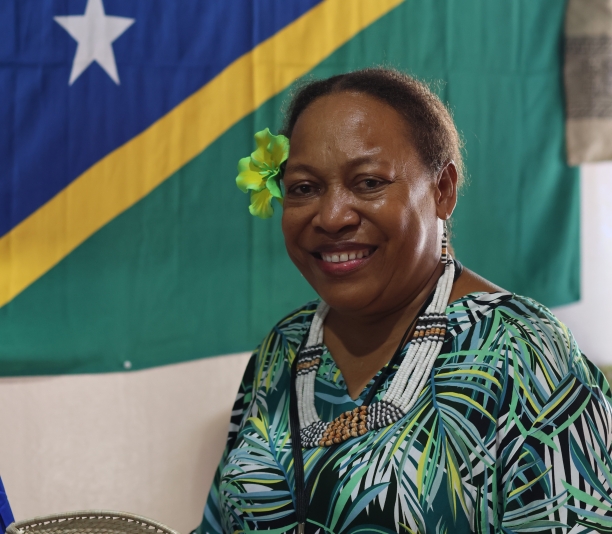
435, 161, 458, 220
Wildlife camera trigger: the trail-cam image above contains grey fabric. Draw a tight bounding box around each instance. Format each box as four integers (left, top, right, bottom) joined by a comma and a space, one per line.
565, 0, 612, 164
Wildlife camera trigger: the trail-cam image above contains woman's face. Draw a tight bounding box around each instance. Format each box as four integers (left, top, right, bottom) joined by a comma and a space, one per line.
282, 91, 456, 316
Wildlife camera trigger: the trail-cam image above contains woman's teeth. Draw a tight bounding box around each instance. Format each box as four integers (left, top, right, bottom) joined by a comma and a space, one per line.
321, 250, 371, 263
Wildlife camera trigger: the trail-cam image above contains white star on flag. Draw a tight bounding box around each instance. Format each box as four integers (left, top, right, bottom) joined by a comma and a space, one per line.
54, 0, 135, 85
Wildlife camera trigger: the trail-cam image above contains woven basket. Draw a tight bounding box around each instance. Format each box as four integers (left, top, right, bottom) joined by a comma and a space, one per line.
5, 511, 180, 534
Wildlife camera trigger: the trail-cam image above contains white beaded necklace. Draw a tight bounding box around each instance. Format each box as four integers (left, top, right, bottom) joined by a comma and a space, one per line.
295, 249, 455, 449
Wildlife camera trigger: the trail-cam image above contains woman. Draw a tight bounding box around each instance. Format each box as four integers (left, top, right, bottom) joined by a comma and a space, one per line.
195, 69, 612, 533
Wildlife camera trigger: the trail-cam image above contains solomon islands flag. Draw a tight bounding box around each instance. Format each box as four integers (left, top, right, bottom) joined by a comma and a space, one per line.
0, 0, 578, 375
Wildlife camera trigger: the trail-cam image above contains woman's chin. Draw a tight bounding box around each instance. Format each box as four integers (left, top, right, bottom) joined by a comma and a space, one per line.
315, 285, 379, 315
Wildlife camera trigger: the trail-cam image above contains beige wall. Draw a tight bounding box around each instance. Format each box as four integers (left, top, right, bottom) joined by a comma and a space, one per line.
0, 353, 251, 534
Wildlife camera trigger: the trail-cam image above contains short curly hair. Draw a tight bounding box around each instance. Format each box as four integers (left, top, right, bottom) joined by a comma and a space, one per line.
282, 67, 464, 187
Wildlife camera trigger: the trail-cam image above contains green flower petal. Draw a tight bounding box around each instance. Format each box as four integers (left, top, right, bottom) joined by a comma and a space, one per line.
265, 172, 283, 199
269, 134, 289, 167
249, 188, 274, 219
251, 128, 289, 169
252, 128, 274, 168
236, 157, 265, 192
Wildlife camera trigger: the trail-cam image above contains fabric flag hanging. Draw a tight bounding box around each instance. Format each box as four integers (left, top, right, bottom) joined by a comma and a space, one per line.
0, 0, 578, 376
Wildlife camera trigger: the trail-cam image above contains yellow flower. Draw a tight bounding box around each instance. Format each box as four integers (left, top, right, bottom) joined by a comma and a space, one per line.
236, 128, 289, 219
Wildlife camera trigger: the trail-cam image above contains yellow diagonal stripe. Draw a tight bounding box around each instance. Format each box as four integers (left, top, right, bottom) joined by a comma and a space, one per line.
0, 0, 403, 307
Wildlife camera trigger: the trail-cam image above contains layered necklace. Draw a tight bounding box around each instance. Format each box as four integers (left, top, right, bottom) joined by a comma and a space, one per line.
294, 248, 455, 449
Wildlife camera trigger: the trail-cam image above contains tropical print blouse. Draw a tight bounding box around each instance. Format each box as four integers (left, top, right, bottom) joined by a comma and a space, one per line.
194, 293, 612, 534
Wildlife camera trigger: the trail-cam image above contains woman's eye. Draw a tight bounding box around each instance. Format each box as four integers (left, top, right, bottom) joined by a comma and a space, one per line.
357, 177, 383, 191
288, 183, 317, 197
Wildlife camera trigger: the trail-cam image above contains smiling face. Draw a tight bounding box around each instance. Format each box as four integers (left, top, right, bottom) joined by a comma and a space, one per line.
282, 91, 456, 317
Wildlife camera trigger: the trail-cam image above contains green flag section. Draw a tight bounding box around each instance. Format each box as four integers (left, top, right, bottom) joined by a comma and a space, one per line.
0, 0, 578, 375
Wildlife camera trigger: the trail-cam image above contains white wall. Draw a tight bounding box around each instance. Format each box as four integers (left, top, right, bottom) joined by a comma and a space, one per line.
0, 163, 610, 533
553, 162, 612, 365
0, 354, 251, 534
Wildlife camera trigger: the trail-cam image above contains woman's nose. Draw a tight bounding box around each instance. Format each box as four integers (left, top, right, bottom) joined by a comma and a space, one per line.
312, 187, 360, 234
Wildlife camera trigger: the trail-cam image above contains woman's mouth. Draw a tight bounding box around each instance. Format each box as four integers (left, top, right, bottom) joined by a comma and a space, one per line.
312, 247, 376, 274
320, 249, 372, 263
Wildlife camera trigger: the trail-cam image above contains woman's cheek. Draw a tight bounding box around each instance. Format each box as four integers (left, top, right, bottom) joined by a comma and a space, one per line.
282, 213, 308, 267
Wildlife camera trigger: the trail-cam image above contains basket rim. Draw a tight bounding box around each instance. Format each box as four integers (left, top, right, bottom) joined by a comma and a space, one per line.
6, 510, 181, 534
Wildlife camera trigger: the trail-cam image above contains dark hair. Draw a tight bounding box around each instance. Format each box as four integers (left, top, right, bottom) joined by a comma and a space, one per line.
282, 67, 465, 186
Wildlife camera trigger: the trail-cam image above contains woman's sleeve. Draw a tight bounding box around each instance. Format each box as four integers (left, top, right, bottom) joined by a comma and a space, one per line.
191, 353, 257, 534
498, 303, 612, 532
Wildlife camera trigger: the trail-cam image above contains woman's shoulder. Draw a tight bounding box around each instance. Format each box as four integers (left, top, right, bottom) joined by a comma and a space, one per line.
273, 299, 320, 336
449, 267, 571, 347
252, 300, 320, 357
449, 290, 569, 346
245, 300, 321, 392
449, 291, 608, 393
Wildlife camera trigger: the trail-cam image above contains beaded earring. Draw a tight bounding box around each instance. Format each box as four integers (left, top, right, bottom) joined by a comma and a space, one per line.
441, 220, 448, 264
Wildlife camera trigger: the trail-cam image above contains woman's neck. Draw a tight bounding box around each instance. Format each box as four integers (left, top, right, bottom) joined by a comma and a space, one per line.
323, 262, 445, 400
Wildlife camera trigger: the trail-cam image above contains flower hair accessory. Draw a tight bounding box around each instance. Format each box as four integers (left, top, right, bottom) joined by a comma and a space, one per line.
236, 128, 289, 219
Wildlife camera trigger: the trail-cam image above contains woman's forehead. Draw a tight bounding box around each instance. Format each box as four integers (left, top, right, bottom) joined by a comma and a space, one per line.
288, 92, 416, 162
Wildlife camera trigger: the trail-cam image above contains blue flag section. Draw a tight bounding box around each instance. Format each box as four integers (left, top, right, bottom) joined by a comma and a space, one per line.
0, 478, 14, 533
0, 0, 321, 236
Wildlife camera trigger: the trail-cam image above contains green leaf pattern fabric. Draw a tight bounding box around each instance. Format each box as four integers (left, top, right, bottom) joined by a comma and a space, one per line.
195, 293, 612, 533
